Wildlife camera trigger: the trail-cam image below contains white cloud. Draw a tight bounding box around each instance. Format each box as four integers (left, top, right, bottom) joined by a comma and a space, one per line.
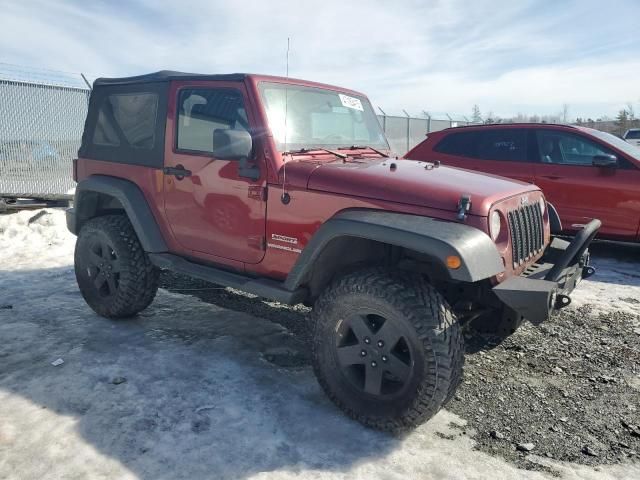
0, 0, 638, 119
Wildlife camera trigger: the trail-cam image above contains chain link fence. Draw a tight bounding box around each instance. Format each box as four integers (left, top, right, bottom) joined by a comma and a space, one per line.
377, 113, 474, 154
0, 63, 475, 199
0, 64, 90, 199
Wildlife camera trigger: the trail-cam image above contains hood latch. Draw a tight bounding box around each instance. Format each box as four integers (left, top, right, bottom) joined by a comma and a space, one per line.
457, 195, 471, 221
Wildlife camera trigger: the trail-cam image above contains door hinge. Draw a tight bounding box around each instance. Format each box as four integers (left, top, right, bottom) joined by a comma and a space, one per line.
248, 185, 268, 201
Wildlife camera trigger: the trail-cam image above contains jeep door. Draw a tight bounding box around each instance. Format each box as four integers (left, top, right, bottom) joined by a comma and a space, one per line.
163, 81, 267, 263
531, 128, 640, 240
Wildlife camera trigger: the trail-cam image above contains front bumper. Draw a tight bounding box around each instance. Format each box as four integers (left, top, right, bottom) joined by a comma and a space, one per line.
493, 219, 600, 324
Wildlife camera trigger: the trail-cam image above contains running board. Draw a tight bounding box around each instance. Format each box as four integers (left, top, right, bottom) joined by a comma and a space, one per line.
148, 253, 307, 305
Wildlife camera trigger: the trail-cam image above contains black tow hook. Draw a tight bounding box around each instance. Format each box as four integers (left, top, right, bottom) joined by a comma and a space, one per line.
554, 294, 572, 309
582, 265, 596, 279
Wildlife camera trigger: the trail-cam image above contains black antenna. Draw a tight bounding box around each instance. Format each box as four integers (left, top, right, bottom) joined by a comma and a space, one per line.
281, 37, 291, 204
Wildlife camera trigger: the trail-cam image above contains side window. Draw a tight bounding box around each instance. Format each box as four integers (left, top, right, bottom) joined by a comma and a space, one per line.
434, 131, 478, 157
475, 129, 527, 161
177, 88, 248, 154
624, 130, 640, 140
536, 130, 613, 166
93, 92, 158, 149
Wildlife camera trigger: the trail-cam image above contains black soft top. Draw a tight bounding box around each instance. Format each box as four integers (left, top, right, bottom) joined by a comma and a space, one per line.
93, 70, 247, 86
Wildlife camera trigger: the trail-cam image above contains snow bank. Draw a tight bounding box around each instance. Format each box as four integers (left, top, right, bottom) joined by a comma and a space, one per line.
1, 209, 638, 480
0, 209, 74, 270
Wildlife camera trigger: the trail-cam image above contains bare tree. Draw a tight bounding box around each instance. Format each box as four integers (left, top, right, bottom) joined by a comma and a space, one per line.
615, 109, 630, 137
561, 104, 570, 123
471, 104, 482, 123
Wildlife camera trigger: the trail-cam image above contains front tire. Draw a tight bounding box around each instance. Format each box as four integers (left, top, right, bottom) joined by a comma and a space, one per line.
74, 215, 159, 318
311, 268, 463, 432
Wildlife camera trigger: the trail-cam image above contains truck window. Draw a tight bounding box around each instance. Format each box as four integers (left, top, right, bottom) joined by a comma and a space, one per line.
625, 130, 640, 140
177, 88, 248, 154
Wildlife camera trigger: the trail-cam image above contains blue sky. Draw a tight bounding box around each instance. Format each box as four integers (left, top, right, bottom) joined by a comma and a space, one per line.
1, 0, 638, 119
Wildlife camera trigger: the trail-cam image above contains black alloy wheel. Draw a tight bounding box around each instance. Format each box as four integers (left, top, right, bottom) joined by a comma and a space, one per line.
336, 312, 414, 397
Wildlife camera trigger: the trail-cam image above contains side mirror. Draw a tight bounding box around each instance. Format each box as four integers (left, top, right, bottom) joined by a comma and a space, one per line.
592, 154, 618, 168
212, 129, 253, 160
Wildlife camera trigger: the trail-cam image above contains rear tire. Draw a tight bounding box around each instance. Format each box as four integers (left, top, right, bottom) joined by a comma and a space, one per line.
74, 215, 159, 318
311, 268, 464, 432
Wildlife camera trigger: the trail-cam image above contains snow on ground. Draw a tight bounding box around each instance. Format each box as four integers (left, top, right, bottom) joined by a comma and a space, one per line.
0, 209, 639, 480
569, 244, 640, 323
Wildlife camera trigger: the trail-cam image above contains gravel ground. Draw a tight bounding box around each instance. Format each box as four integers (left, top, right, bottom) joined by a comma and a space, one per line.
159, 243, 640, 474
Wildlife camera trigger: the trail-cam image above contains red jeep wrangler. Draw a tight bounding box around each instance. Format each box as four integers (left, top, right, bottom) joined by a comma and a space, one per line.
67, 71, 599, 431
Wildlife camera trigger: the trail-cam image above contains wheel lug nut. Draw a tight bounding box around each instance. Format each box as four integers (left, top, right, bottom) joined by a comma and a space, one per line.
360, 350, 367, 357
364, 337, 371, 344
371, 361, 377, 368
382, 355, 388, 362
377, 340, 384, 348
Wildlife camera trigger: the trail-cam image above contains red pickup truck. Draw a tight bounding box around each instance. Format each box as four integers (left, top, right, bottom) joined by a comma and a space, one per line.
67, 72, 598, 431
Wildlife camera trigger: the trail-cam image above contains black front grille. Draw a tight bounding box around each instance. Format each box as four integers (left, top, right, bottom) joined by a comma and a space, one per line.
507, 202, 544, 266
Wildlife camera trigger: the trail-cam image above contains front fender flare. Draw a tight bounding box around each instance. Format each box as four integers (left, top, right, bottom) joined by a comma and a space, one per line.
284, 209, 504, 289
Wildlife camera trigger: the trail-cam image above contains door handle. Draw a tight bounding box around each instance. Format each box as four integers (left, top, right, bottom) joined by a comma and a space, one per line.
163, 164, 192, 180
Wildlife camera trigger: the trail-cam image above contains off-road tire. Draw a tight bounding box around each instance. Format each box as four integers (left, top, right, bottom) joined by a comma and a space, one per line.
311, 268, 464, 432
74, 214, 159, 318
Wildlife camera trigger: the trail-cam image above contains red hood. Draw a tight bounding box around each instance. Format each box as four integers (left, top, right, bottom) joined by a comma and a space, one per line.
288, 158, 539, 216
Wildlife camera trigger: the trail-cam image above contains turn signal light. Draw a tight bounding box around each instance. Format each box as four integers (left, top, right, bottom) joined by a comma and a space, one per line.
446, 255, 462, 269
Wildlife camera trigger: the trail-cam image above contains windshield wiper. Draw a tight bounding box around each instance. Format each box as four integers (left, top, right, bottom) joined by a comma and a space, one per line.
346, 145, 390, 157
284, 147, 347, 159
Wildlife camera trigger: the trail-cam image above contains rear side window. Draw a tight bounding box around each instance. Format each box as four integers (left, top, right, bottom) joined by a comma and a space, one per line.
177, 88, 248, 154
475, 129, 527, 161
434, 131, 478, 157
79, 82, 168, 168
434, 129, 527, 161
93, 93, 158, 149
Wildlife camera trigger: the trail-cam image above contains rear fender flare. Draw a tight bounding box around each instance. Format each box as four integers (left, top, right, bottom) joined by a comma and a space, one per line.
70, 175, 167, 252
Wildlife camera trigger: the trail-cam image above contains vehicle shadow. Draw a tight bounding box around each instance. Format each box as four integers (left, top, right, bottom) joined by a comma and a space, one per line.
587, 241, 640, 287
0, 266, 406, 480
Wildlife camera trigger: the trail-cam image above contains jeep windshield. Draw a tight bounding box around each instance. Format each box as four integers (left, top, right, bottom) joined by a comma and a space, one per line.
258, 82, 389, 153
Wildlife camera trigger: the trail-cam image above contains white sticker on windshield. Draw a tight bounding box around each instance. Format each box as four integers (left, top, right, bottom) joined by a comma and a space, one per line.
338, 94, 364, 111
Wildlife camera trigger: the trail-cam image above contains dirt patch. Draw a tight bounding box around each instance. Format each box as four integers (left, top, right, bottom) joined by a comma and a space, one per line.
451, 305, 639, 471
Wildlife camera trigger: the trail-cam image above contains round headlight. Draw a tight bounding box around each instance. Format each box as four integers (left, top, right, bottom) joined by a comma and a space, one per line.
490, 211, 502, 240
539, 198, 546, 216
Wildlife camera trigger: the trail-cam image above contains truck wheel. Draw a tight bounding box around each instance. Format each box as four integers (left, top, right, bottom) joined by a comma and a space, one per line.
311, 268, 463, 431
74, 215, 159, 318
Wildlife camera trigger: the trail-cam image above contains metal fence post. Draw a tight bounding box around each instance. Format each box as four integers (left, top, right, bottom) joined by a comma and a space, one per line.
377, 106, 387, 133
402, 109, 410, 153
422, 110, 431, 133
446, 113, 453, 128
